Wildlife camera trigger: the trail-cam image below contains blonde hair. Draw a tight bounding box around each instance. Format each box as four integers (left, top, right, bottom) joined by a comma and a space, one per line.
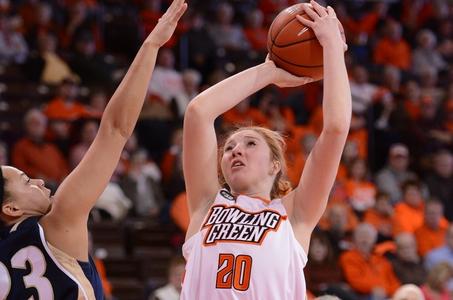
219, 126, 292, 199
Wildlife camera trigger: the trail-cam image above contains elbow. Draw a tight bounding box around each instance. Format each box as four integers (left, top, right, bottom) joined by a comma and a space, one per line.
185, 99, 215, 123
100, 119, 133, 140
323, 124, 350, 136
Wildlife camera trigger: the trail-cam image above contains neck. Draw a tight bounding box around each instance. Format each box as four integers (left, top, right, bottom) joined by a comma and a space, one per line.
230, 188, 271, 201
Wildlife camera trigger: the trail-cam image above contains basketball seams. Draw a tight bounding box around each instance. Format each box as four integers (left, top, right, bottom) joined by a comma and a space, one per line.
270, 14, 295, 43
271, 49, 323, 68
272, 18, 315, 47
273, 36, 319, 48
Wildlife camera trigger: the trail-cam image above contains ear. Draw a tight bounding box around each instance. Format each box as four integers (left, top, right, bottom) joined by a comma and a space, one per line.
270, 160, 281, 176
2, 202, 23, 218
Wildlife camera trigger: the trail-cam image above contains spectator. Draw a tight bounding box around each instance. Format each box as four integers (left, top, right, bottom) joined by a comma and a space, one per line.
419, 66, 444, 104
375, 143, 417, 204
28, 32, 79, 85
339, 223, 400, 298
415, 200, 449, 257
364, 191, 394, 240
257, 90, 295, 132
392, 179, 426, 236
410, 97, 451, 160
424, 224, 453, 271
349, 65, 385, 115
382, 65, 401, 95
60, 1, 102, 51
69, 120, 99, 169
19, 2, 56, 50
120, 148, 165, 218
44, 77, 87, 122
173, 69, 202, 119
149, 255, 185, 300
344, 158, 376, 213
44, 77, 87, 155
421, 262, 453, 300
182, 11, 216, 76
208, 2, 250, 52
337, 140, 360, 182
170, 191, 189, 233
392, 284, 424, 300
305, 230, 356, 300
85, 89, 108, 119
94, 178, 132, 222
389, 233, 427, 285
147, 48, 184, 104
243, 9, 267, 53
424, 150, 453, 221
0, 14, 28, 65
402, 80, 423, 121
69, 32, 116, 88
222, 97, 267, 130
373, 19, 411, 70
319, 203, 357, 254
12, 108, 68, 191
160, 128, 185, 200
287, 132, 316, 187
412, 29, 447, 76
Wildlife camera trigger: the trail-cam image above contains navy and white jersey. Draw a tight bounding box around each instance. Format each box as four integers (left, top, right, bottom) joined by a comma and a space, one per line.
0, 217, 104, 299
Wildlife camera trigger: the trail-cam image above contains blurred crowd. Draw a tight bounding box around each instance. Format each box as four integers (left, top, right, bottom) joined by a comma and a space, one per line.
0, 0, 452, 299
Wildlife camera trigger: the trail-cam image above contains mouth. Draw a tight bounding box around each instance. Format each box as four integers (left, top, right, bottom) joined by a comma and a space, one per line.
231, 160, 245, 170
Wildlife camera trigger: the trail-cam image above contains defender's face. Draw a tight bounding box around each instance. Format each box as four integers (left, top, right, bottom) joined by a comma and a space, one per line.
1, 166, 52, 217
221, 130, 275, 194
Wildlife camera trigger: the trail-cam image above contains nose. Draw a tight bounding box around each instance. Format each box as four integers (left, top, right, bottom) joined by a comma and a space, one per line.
232, 144, 243, 157
34, 179, 45, 187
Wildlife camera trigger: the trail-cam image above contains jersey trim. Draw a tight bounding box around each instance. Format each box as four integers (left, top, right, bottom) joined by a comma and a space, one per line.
37, 224, 89, 300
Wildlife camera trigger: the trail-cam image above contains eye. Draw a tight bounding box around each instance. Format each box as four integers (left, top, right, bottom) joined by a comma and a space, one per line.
247, 141, 256, 147
224, 145, 233, 152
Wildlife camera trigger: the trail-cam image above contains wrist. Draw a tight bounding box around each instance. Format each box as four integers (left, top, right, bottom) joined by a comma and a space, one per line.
259, 61, 276, 85
143, 38, 162, 49
321, 34, 345, 50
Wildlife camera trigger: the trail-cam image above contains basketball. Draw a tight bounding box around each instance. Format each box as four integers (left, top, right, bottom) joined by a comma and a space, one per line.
267, 4, 323, 80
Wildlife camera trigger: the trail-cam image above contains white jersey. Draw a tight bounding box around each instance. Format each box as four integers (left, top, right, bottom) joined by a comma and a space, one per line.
181, 189, 307, 300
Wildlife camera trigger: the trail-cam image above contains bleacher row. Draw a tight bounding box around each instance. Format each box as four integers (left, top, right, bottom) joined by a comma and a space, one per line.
89, 219, 181, 300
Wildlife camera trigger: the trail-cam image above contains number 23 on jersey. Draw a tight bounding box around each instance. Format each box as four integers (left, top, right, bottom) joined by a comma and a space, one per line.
0, 246, 54, 300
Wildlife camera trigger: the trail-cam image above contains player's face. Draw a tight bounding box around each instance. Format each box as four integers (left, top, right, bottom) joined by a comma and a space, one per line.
221, 130, 276, 195
1, 166, 52, 217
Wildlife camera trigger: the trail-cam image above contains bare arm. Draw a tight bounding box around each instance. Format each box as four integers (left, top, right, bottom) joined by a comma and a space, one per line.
282, 2, 351, 251
41, 0, 187, 261
183, 61, 312, 240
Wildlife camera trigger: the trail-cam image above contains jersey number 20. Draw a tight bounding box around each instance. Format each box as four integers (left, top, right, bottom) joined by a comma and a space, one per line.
0, 246, 54, 300
216, 254, 252, 291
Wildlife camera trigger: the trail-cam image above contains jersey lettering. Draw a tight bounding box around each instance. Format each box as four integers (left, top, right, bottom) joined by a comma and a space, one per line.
203, 205, 285, 246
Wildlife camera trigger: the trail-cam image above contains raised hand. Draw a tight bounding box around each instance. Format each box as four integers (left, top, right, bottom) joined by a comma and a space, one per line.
265, 55, 314, 87
146, 0, 188, 47
296, 1, 347, 52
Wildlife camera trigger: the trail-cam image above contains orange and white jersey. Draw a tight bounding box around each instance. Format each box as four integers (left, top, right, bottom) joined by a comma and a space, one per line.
181, 189, 307, 300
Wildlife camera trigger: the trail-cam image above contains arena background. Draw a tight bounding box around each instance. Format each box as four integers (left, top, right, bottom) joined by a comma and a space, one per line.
0, 0, 452, 299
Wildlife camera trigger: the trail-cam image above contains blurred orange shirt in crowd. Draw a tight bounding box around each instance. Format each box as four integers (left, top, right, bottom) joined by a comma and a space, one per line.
415, 221, 449, 257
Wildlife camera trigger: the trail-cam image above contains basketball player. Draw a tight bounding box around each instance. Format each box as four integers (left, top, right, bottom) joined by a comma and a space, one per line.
181, 1, 349, 299
0, 0, 187, 298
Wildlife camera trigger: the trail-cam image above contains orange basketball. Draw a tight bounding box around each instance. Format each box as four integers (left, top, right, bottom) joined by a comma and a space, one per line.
267, 4, 323, 80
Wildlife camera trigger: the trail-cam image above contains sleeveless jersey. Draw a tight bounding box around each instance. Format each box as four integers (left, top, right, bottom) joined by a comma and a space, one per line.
0, 217, 104, 299
181, 189, 308, 300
